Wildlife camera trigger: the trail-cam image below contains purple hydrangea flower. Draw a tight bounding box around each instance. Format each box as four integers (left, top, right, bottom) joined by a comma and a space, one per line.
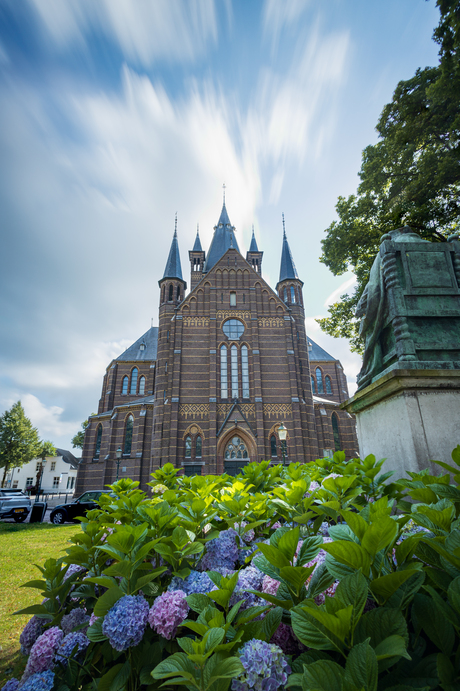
270, 623, 306, 656
102, 594, 149, 652
261, 575, 279, 596
22, 627, 63, 682
1, 680, 19, 691
168, 570, 216, 595
19, 670, 55, 691
63, 564, 85, 581
314, 580, 339, 605
148, 590, 189, 640
232, 639, 291, 691
89, 612, 99, 626
19, 616, 46, 655
61, 608, 90, 635
304, 481, 321, 497
200, 529, 239, 571
230, 566, 264, 610
55, 631, 90, 665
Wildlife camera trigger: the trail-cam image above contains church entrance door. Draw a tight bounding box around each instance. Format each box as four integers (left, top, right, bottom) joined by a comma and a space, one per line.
223, 435, 249, 476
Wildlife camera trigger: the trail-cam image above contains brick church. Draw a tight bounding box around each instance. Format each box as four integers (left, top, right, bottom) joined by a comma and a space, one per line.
76, 201, 358, 492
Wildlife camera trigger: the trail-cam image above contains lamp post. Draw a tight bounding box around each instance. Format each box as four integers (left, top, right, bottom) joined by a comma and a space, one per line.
35, 458, 47, 503
278, 423, 287, 467
115, 447, 122, 481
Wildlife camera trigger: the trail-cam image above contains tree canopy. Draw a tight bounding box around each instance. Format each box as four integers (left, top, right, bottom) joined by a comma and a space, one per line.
0, 401, 42, 486
72, 417, 93, 450
318, 0, 460, 352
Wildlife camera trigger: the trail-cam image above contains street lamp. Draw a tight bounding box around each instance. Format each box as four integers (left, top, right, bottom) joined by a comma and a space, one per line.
278, 423, 288, 467
115, 447, 122, 481
35, 458, 47, 503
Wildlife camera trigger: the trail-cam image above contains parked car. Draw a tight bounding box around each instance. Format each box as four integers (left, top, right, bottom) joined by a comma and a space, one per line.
0, 489, 32, 523
50, 490, 112, 525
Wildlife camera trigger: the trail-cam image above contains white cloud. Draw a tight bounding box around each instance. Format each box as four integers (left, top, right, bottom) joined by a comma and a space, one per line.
27, 0, 218, 65
324, 275, 357, 307
0, 393, 78, 441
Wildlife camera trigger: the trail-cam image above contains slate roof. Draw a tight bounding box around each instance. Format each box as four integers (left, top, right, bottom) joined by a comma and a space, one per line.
307, 337, 336, 362
116, 327, 158, 362
279, 230, 299, 282
162, 230, 184, 281
56, 448, 80, 469
192, 229, 203, 251
204, 202, 240, 272
312, 395, 338, 406
249, 229, 259, 252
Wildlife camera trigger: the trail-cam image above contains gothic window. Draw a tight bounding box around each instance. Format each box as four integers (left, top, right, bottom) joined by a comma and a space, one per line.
230, 291, 236, 306
165, 361, 168, 374
185, 436, 192, 458
222, 319, 244, 340
130, 368, 138, 394
220, 345, 228, 399
290, 286, 296, 303
139, 376, 145, 395
325, 376, 332, 394
94, 424, 102, 459
283, 287, 288, 303
122, 376, 128, 395
196, 436, 202, 458
168, 284, 173, 301
332, 413, 341, 451
162, 286, 165, 303
176, 286, 181, 300
241, 345, 249, 398
167, 330, 169, 342
311, 375, 315, 393
316, 367, 324, 394
124, 415, 134, 455
270, 435, 277, 457
231, 345, 239, 399
225, 436, 248, 460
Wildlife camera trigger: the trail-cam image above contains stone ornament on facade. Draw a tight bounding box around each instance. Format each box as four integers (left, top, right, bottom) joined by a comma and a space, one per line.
258, 317, 284, 327
217, 403, 255, 418
179, 404, 210, 420
183, 317, 210, 327
263, 403, 292, 419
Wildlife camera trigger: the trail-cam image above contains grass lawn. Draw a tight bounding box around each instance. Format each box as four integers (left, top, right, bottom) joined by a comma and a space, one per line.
0, 521, 78, 686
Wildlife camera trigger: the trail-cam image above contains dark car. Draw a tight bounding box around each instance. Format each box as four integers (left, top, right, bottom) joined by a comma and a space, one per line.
0, 489, 32, 522
50, 490, 111, 524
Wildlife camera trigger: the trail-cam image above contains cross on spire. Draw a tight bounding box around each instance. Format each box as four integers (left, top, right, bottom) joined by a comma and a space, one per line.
223, 182, 226, 204
282, 212, 286, 237
174, 212, 177, 236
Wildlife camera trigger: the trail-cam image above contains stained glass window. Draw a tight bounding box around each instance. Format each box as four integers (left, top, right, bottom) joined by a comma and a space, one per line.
325, 376, 332, 394
139, 376, 145, 395
311, 375, 315, 393
185, 436, 192, 458
316, 368, 324, 394
222, 319, 244, 340
122, 376, 128, 394
94, 424, 102, 459
332, 414, 341, 451
241, 345, 249, 398
290, 286, 296, 303
130, 368, 138, 394
224, 436, 249, 460
220, 345, 228, 398
124, 415, 134, 455
270, 435, 277, 456
196, 436, 202, 458
231, 345, 239, 398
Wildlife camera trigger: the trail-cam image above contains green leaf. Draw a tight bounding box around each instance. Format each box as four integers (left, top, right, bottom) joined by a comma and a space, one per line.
291, 605, 350, 653
361, 516, 398, 557
278, 527, 300, 562
322, 541, 371, 576
342, 511, 368, 541
436, 653, 455, 686
370, 570, 420, 604
412, 593, 455, 655
344, 640, 378, 691
86, 618, 108, 643
279, 565, 315, 591
256, 543, 291, 569
98, 660, 130, 691
187, 593, 212, 614
374, 635, 411, 661
301, 660, 344, 691
206, 657, 245, 685
93, 585, 124, 617
447, 577, 460, 614
354, 608, 408, 649
204, 628, 226, 654
335, 570, 368, 633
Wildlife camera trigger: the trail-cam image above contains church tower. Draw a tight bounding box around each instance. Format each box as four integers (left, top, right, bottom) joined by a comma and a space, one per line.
189, 226, 206, 290
246, 227, 263, 275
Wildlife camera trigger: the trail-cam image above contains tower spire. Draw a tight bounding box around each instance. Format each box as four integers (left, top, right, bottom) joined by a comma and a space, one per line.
162, 216, 184, 281
278, 215, 299, 283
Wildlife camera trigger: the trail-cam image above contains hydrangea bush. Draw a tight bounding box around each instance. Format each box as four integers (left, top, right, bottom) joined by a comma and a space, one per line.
4, 446, 460, 691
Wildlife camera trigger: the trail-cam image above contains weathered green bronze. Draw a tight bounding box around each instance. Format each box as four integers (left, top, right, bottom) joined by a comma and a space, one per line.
356, 227, 460, 390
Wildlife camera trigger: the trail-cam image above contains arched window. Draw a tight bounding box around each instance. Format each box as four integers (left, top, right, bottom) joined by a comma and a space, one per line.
165, 361, 168, 374
290, 286, 296, 303
130, 368, 138, 394
168, 284, 173, 301
270, 435, 277, 457
316, 367, 324, 394
332, 414, 341, 451
166, 330, 169, 342
284, 287, 288, 303
325, 376, 332, 394
241, 345, 249, 398
220, 345, 228, 398
311, 375, 315, 393
94, 424, 102, 459
185, 436, 192, 458
162, 285, 165, 303
231, 345, 239, 399
225, 436, 248, 459
122, 376, 128, 395
139, 376, 145, 395
124, 415, 134, 455
195, 436, 202, 458
176, 286, 181, 300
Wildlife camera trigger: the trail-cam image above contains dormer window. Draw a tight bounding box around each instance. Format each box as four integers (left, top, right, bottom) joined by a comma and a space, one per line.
140, 343, 146, 351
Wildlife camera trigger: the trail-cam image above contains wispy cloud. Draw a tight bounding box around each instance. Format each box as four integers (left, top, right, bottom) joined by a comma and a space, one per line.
324, 275, 357, 307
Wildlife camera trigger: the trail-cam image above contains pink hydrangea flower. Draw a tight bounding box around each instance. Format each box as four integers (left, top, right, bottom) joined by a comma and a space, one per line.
148, 590, 189, 640
261, 575, 279, 596
21, 626, 64, 682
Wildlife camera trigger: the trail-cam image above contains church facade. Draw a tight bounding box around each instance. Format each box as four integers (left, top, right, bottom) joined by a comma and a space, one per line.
76, 202, 358, 493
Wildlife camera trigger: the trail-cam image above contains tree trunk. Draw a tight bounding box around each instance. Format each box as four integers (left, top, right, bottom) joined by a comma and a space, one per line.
1, 462, 10, 487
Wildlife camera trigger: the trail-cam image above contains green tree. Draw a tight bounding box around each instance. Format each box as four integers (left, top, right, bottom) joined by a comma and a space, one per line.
0, 402, 42, 487
318, 0, 460, 352
72, 417, 93, 450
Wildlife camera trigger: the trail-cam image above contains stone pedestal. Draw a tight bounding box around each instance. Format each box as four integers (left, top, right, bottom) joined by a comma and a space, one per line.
342, 369, 460, 477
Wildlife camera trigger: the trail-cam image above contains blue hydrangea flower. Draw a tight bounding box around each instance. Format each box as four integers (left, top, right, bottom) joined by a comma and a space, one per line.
102, 594, 149, 652
1, 679, 19, 691
55, 631, 90, 665
61, 607, 90, 635
230, 566, 264, 610
19, 671, 55, 691
200, 529, 239, 571
19, 615, 46, 655
232, 639, 291, 691
168, 570, 216, 595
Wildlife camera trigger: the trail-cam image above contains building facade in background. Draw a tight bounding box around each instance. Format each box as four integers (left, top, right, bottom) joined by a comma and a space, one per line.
5, 449, 79, 494
77, 202, 357, 492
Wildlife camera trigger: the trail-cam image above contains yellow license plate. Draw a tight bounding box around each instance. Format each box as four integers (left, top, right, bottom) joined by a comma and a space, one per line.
14, 508, 25, 513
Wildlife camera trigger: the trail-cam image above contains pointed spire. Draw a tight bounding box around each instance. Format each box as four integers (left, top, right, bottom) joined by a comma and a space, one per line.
279, 214, 299, 282
204, 196, 240, 272
192, 224, 202, 251
162, 216, 184, 281
249, 225, 259, 252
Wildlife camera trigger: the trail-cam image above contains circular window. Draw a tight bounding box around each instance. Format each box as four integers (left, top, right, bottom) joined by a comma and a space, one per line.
224, 436, 249, 459
222, 319, 245, 340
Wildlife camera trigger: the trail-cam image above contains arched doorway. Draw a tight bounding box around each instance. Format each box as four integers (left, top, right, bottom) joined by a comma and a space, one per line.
218, 429, 256, 476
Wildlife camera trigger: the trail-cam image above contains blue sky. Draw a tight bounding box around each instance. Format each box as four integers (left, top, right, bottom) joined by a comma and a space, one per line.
0, 0, 441, 452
